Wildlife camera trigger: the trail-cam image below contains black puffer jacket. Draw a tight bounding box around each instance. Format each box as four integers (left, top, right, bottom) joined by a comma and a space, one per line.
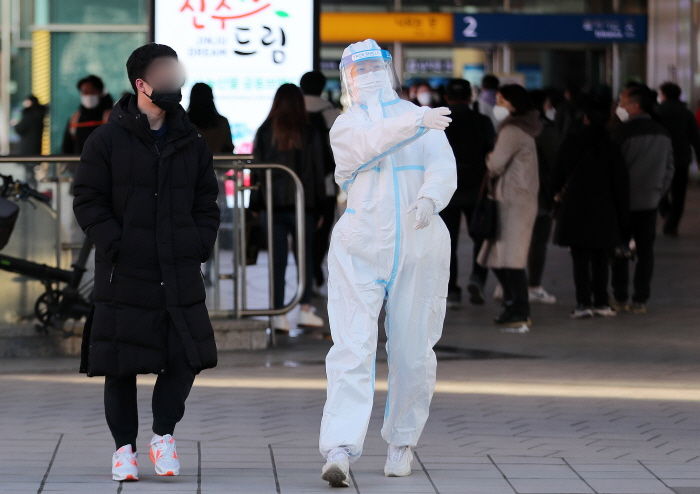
73, 94, 220, 377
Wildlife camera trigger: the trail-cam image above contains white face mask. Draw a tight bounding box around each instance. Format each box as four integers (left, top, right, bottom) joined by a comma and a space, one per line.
545, 108, 556, 121
355, 71, 388, 93
616, 105, 630, 122
493, 104, 510, 122
81, 94, 100, 109
416, 91, 433, 106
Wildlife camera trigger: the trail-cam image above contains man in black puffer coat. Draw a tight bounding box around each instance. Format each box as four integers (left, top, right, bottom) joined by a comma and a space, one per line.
73, 43, 219, 481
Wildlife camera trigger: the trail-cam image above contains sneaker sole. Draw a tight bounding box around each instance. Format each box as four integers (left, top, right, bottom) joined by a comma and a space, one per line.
321, 465, 349, 488
385, 469, 412, 477
467, 284, 485, 305
112, 474, 139, 481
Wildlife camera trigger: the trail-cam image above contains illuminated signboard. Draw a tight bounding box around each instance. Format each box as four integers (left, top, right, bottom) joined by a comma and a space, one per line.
321, 13, 453, 44
153, 0, 318, 153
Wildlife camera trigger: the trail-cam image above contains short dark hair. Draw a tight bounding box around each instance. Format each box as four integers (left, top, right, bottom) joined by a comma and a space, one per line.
498, 84, 534, 115
660, 81, 682, 101
481, 74, 500, 90
300, 71, 327, 96
77, 75, 104, 93
445, 78, 472, 102
126, 43, 178, 93
625, 84, 654, 113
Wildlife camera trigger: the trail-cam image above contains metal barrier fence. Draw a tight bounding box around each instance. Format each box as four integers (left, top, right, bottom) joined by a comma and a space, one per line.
0, 155, 306, 332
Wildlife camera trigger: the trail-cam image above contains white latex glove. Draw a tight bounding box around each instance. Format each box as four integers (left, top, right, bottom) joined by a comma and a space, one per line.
421, 107, 452, 130
409, 197, 435, 230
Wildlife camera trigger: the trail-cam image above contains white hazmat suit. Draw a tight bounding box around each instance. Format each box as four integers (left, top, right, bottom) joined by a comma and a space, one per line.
319, 40, 457, 461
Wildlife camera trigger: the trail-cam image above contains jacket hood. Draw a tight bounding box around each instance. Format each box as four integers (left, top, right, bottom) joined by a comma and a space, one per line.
110, 94, 197, 147
501, 110, 543, 138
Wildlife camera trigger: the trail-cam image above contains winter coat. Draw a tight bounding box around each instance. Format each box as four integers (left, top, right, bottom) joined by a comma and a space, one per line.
193, 115, 234, 154
62, 94, 114, 155
534, 116, 560, 213
14, 104, 47, 155
445, 103, 496, 205
251, 119, 326, 213
73, 94, 220, 377
552, 125, 630, 249
656, 100, 700, 169
478, 110, 541, 269
613, 114, 674, 211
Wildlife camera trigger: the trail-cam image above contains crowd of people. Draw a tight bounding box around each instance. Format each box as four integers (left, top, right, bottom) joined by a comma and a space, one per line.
16, 57, 697, 333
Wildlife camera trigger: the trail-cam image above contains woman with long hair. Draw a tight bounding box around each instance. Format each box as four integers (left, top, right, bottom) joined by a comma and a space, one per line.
187, 82, 234, 153
252, 83, 326, 331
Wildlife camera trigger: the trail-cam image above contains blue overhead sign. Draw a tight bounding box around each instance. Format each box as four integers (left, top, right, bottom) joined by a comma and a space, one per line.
454, 14, 647, 44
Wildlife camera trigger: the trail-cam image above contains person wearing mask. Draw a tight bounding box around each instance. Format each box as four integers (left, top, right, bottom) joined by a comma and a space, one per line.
526, 90, 560, 305
299, 70, 341, 290
252, 83, 326, 332
478, 84, 541, 334
611, 85, 674, 314
411, 81, 435, 107
440, 78, 495, 307
319, 39, 455, 487
187, 82, 234, 154
553, 97, 629, 318
656, 82, 700, 237
475, 74, 500, 129
73, 43, 220, 482
62, 75, 113, 155
13, 95, 47, 155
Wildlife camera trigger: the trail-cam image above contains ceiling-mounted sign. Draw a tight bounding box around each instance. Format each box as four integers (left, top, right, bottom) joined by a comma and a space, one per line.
454, 14, 647, 44
153, 0, 318, 153
321, 13, 453, 44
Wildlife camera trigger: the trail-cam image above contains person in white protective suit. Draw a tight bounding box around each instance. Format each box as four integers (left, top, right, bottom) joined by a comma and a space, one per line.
319, 39, 457, 488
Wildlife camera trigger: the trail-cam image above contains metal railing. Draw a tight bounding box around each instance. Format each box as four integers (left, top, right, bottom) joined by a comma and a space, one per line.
0, 155, 307, 336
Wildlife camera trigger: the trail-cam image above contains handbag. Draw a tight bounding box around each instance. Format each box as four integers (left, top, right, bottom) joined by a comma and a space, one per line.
469, 173, 498, 241
0, 197, 19, 250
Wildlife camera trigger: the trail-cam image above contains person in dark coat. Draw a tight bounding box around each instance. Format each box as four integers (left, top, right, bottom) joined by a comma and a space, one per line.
187, 82, 234, 153
439, 78, 495, 307
252, 83, 326, 332
62, 74, 114, 155
553, 97, 629, 318
13, 95, 47, 155
72, 43, 219, 481
656, 82, 700, 237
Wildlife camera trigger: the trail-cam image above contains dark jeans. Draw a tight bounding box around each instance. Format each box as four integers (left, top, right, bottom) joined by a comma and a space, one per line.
439, 201, 488, 294
314, 197, 336, 287
571, 247, 610, 307
104, 321, 195, 451
663, 164, 689, 234
612, 209, 657, 304
527, 213, 553, 287
493, 268, 529, 318
273, 211, 315, 308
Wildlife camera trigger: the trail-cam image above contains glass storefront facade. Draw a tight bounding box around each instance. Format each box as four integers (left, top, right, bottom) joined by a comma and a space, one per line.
0, 0, 675, 155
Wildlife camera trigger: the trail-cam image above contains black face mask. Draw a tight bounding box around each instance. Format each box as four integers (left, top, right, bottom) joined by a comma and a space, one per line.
145, 88, 182, 113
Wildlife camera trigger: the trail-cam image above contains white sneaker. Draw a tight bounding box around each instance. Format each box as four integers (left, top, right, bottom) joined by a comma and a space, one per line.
493, 283, 503, 301
112, 444, 139, 481
593, 306, 617, 317
321, 447, 350, 488
529, 286, 557, 304
384, 445, 413, 477
571, 307, 594, 319
298, 307, 324, 328
272, 315, 290, 331
500, 324, 531, 334
149, 434, 180, 476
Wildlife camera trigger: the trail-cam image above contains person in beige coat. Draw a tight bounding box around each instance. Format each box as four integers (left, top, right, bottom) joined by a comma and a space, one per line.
478, 84, 542, 333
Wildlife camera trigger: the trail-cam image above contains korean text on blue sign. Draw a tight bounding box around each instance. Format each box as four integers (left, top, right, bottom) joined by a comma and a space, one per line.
454, 14, 647, 44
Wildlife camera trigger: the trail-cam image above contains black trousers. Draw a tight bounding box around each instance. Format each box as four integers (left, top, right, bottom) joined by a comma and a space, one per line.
663, 164, 689, 234
104, 322, 195, 451
273, 211, 315, 308
439, 201, 488, 293
612, 209, 657, 304
570, 247, 610, 307
527, 213, 553, 288
493, 268, 529, 318
314, 197, 336, 287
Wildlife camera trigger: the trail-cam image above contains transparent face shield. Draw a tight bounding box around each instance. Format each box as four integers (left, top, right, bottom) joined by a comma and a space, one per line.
339, 49, 400, 109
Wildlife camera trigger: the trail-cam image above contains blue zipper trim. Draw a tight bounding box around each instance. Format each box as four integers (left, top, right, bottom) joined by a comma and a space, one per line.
345, 208, 356, 214
340, 127, 428, 192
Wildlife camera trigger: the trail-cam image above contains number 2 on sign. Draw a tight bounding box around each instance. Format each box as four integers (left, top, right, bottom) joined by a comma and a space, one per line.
463, 16, 478, 38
